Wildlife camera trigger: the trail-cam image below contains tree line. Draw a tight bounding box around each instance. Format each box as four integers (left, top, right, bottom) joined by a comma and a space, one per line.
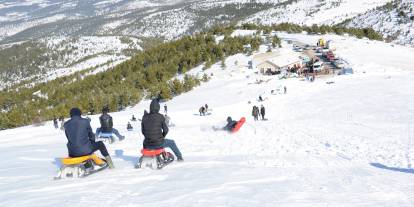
0, 23, 384, 129
236, 23, 383, 41
0, 29, 263, 129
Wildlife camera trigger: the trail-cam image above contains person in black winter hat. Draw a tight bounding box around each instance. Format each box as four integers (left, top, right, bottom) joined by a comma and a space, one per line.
96, 106, 125, 141
223, 116, 238, 131
260, 105, 266, 120
141, 100, 183, 161
64, 107, 114, 168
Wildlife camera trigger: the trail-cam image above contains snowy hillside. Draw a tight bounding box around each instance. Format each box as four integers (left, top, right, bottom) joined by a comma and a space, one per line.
1, 33, 414, 206
344, 0, 414, 46
0, 0, 393, 43
243, 0, 391, 26
0, 0, 400, 88
0, 35, 142, 89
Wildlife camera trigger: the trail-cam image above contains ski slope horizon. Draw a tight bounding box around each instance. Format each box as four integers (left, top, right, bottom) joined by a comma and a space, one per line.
1, 33, 414, 206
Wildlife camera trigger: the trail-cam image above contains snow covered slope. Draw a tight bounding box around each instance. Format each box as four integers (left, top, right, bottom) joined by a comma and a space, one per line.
1, 33, 414, 206
244, 0, 392, 26
0, 0, 401, 88
0, 35, 142, 89
343, 0, 414, 46
0, 0, 393, 43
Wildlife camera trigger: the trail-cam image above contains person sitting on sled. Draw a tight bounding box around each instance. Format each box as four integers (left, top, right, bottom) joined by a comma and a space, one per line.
64, 108, 114, 168
127, 122, 133, 131
96, 106, 125, 140
223, 116, 238, 132
141, 100, 183, 161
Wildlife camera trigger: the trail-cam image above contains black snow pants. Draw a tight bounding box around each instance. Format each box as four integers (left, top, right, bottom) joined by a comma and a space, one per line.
91, 141, 109, 157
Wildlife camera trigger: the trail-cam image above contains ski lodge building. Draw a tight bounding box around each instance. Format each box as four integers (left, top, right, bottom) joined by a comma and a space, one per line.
255, 51, 303, 75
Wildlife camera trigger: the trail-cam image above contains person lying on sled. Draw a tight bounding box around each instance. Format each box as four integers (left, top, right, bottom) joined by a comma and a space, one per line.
223, 116, 238, 132
141, 100, 183, 161
64, 107, 114, 168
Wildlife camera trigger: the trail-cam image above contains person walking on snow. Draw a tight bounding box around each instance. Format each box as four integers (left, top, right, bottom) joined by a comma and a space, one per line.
96, 106, 125, 140
260, 105, 266, 120
141, 100, 183, 161
164, 114, 171, 127
252, 106, 259, 121
164, 104, 168, 114
64, 108, 114, 168
59, 116, 65, 130
53, 117, 58, 129
284, 86, 287, 94
205, 104, 209, 112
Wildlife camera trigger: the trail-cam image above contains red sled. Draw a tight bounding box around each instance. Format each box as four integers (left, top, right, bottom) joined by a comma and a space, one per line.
232, 117, 246, 133
136, 148, 174, 169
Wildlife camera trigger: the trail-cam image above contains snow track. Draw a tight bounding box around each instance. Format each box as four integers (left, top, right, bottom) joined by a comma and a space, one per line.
1, 35, 414, 206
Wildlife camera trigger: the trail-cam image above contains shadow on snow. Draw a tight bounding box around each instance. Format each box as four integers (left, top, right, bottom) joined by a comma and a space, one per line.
115, 149, 138, 166
370, 163, 414, 174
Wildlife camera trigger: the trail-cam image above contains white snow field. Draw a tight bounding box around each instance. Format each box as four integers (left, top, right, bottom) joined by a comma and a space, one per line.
1, 34, 414, 206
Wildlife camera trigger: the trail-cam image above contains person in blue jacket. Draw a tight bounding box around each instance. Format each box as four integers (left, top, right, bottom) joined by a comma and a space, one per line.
64, 108, 114, 168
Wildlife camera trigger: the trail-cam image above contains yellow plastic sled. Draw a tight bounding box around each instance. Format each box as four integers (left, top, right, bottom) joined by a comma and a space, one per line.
55, 154, 107, 179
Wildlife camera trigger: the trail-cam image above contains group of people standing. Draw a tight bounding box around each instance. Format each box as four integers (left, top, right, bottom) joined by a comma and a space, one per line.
252, 105, 266, 121
53, 116, 65, 130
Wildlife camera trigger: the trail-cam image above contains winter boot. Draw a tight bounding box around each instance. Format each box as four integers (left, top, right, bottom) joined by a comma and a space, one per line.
105, 156, 115, 169
119, 136, 125, 141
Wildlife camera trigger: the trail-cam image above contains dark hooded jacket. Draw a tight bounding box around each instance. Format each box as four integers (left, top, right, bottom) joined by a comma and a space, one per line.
99, 113, 113, 133
223, 117, 238, 131
64, 109, 95, 157
260, 106, 265, 116
141, 100, 169, 148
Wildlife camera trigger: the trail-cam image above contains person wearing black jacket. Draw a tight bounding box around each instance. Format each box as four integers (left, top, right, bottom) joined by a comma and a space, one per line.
260, 105, 266, 120
96, 107, 125, 140
53, 117, 58, 129
64, 108, 114, 168
141, 100, 183, 161
252, 106, 259, 121
223, 116, 238, 131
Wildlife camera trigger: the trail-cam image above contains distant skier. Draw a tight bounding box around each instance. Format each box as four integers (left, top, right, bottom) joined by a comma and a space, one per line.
205, 104, 209, 112
131, 115, 137, 122
53, 117, 58, 129
260, 105, 266, 120
258, 95, 263, 102
223, 116, 238, 132
64, 107, 114, 168
252, 106, 259, 121
164, 104, 168, 114
96, 106, 125, 140
127, 122, 133, 131
141, 100, 183, 161
284, 86, 287, 94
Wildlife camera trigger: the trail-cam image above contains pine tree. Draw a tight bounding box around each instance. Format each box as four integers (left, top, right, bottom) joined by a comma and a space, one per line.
170, 79, 184, 95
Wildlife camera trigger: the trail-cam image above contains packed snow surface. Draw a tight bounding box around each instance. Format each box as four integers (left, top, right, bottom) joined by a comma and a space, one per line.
1, 34, 414, 206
